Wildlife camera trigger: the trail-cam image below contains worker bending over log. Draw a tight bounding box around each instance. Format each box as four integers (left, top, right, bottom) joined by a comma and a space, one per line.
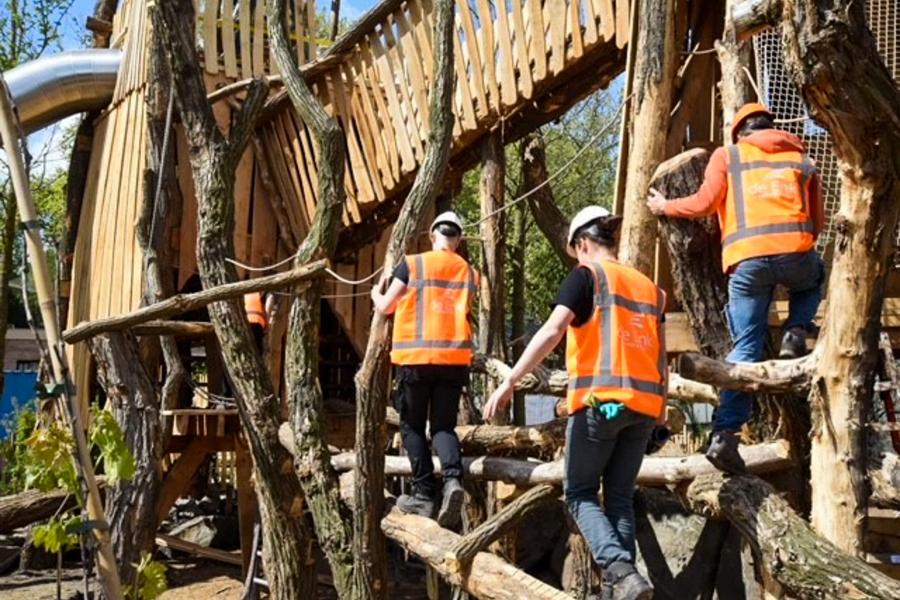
647, 103, 826, 474
483, 206, 665, 600
371, 211, 478, 530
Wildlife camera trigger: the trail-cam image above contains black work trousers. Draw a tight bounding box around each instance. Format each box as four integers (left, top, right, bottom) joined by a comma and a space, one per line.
395, 364, 468, 498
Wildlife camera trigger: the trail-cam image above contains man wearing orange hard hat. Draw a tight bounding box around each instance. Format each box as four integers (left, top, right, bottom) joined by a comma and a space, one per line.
646, 102, 826, 474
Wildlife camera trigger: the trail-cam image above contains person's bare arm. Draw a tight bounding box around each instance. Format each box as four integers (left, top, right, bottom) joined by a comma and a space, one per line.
371, 278, 407, 315
482, 305, 575, 420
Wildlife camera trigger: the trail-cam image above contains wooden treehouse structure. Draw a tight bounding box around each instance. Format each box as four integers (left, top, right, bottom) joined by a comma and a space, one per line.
54, 0, 900, 589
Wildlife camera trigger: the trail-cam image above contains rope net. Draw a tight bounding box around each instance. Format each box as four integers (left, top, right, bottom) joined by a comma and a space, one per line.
752, 0, 899, 258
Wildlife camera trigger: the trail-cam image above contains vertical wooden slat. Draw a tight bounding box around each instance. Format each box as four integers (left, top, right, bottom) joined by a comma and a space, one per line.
510, 0, 534, 98
332, 72, 376, 205
251, 163, 279, 268
548, 0, 566, 74
349, 55, 395, 188
396, 9, 433, 127
253, 0, 266, 75
475, 0, 501, 112
240, 0, 253, 78
233, 150, 254, 275
495, 0, 518, 107
452, 33, 478, 132
383, 16, 426, 160
614, 0, 629, 47
295, 0, 306, 64
408, 0, 435, 82
527, 0, 547, 81
368, 33, 417, 173
358, 50, 401, 181
456, 0, 489, 118
582, 0, 599, 45
204, 0, 219, 74
278, 113, 316, 228
569, 0, 585, 59
597, 0, 615, 42
222, 0, 238, 77
176, 129, 199, 289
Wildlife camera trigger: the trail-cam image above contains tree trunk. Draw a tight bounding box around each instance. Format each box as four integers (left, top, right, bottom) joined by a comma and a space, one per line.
651, 149, 730, 359
152, 2, 314, 598
89, 331, 161, 591
618, 0, 677, 276
0, 484, 107, 534
510, 180, 527, 425
352, 0, 456, 595
677, 351, 816, 393
381, 506, 572, 600
0, 192, 17, 397
684, 473, 900, 599
522, 132, 575, 268
717, 0, 758, 134
780, 0, 900, 555
267, 0, 357, 595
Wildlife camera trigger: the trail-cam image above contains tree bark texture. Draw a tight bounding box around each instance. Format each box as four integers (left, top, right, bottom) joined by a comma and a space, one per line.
267, 0, 358, 595
352, 0, 456, 595
684, 473, 900, 599
325, 440, 792, 487
522, 132, 575, 268
0, 190, 17, 398
781, 0, 900, 555
730, 0, 783, 41
446, 484, 557, 571
381, 506, 572, 600
618, 0, 677, 276
651, 149, 730, 359
153, 2, 314, 598
678, 351, 816, 393
89, 331, 161, 591
717, 0, 758, 136
0, 484, 108, 533
478, 132, 507, 361
510, 186, 527, 425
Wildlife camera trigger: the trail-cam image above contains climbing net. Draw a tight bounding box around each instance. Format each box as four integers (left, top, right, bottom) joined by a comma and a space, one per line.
752, 0, 900, 258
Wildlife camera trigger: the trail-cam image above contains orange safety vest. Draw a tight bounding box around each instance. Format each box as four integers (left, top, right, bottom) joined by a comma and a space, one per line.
244, 292, 267, 329
719, 142, 816, 271
566, 260, 667, 418
390, 250, 477, 366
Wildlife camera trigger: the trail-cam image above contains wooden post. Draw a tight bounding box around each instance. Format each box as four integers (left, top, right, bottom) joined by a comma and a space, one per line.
0, 72, 122, 599
510, 179, 527, 425
617, 0, 677, 276
780, 0, 900, 555
718, 0, 758, 135
478, 132, 507, 362
235, 436, 257, 575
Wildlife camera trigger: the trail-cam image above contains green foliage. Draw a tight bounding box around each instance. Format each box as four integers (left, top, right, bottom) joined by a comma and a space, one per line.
22, 420, 78, 492
129, 553, 168, 600
0, 0, 76, 69
32, 513, 81, 553
0, 402, 37, 493
90, 406, 136, 485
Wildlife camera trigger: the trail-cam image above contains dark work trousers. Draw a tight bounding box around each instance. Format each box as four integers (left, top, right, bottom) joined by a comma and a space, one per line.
395, 364, 468, 498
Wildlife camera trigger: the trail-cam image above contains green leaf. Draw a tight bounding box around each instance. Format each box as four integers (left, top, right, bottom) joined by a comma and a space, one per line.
22, 423, 77, 493
130, 553, 168, 600
89, 408, 136, 484
33, 515, 78, 553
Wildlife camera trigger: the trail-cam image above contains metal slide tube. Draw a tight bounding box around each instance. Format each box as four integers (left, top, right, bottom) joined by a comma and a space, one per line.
4, 49, 121, 134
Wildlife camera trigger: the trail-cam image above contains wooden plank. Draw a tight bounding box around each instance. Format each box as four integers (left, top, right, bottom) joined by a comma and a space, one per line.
89, 105, 121, 319
259, 127, 306, 239
475, 0, 501, 112
204, 0, 219, 74
251, 164, 279, 269
155, 534, 243, 566
408, 0, 435, 81
452, 33, 479, 133
569, 0, 585, 60
291, 110, 322, 221
156, 437, 216, 525
614, 0, 629, 48
527, 0, 547, 82
510, 0, 534, 99
367, 33, 417, 173
456, 0, 489, 118
332, 72, 376, 205
495, 0, 519, 107
177, 128, 199, 289
345, 62, 388, 200
276, 113, 315, 231
222, 0, 238, 77
307, 0, 318, 60
108, 92, 138, 317
548, 0, 567, 74
597, 0, 615, 42
233, 149, 254, 275
317, 78, 361, 225
395, 8, 432, 131
383, 15, 425, 160
356, 51, 401, 182
235, 438, 257, 574
128, 98, 148, 311
240, 0, 253, 79
295, 0, 306, 64
253, 0, 266, 76
582, 0, 599, 45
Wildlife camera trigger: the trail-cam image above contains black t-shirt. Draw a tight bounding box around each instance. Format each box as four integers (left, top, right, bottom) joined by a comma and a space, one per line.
392, 260, 410, 285
553, 265, 665, 328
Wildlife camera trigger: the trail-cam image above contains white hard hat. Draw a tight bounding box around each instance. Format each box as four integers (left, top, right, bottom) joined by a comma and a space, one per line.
567, 205, 622, 256
431, 211, 463, 234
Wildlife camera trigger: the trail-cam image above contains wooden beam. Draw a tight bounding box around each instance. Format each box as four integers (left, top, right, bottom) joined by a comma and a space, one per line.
678, 351, 816, 393
156, 437, 217, 526
0, 478, 105, 534
132, 320, 215, 337
63, 259, 328, 343
155, 534, 243, 566
730, 0, 781, 40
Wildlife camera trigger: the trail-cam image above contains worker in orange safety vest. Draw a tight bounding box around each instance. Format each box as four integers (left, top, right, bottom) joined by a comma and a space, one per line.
243, 291, 268, 351
646, 102, 826, 474
371, 211, 477, 530
483, 205, 664, 600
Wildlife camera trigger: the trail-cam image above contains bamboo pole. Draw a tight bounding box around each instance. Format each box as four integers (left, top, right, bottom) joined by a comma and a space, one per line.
0, 74, 122, 599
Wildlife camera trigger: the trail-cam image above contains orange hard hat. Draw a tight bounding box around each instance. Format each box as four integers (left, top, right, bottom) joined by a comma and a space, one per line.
730, 102, 773, 143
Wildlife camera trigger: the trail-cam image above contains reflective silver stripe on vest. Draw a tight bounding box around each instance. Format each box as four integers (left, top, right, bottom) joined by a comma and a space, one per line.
721, 220, 815, 246
392, 340, 473, 350
726, 145, 816, 248
403, 254, 472, 352
568, 374, 666, 396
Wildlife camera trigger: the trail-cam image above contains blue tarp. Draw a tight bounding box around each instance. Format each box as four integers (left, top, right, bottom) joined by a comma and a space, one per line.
0, 371, 38, 439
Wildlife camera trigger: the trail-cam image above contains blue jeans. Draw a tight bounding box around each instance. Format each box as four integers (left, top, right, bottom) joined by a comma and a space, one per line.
564, 406, 654, 568
715, 250, 825, 432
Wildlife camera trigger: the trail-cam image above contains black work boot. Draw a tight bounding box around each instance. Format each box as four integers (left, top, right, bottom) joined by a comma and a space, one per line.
436, 477, 465, 530
779, 327, 809, 358
705, 430, 747, 474
604, 561, 653, 600
396, 491, 435, 518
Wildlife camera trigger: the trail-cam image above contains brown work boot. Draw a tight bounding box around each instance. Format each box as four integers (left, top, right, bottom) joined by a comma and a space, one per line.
705, 430, 747, 474
605, 561, 653, 600
779, 327, 808, 359
396, 491, 435, 518
436, 477, 465, 530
